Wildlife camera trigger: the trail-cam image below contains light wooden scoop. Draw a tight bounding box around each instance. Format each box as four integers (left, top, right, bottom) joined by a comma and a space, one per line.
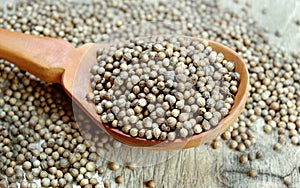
0, 29, 249, 150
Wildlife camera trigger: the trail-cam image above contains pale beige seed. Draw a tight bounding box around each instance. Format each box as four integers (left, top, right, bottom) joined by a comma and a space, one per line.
130, 128, 139, 137
194, 124, 202, 134
104, 179, 110, 188
107, 162, 120, 171
248, 169, 257, 177
145, 180, 156, 188
229, 140, 238, 149
273, 143, 282, 151
263, 124, 272, 134
239, 155, 248, 164
152, 128, 162, 139
179, 128, 188, 138
97, 166, 105, 174
211, 140, 220, 149
86, 162, 96, 172
167, 132, 176, 141
115, 176, 123, 184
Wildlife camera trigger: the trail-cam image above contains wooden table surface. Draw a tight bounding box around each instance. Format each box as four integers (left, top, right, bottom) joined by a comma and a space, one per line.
92, 118, 300, 188
1, 1, 300, 188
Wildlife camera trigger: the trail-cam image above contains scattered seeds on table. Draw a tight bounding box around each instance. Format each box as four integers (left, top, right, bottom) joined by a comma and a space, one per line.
1, 0, 300, 187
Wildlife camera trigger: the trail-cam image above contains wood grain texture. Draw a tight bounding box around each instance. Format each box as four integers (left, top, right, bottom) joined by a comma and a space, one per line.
96, 120, 300, 188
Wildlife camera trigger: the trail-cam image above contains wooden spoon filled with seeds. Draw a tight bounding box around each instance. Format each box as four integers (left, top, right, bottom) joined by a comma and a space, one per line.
0, 29, 249, 150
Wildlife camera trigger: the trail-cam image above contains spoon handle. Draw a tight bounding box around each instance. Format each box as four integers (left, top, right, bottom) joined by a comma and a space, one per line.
0, 28, 75, 83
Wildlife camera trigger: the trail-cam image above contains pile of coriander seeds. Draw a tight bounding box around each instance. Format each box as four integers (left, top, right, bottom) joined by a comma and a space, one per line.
0, 0, 300, 187
89, 35, 240, 140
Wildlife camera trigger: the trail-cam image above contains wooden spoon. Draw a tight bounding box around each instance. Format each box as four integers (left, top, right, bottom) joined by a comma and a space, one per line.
0, 29, 249, 150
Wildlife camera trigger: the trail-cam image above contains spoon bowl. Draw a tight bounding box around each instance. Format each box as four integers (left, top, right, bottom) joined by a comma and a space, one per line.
0, 29, 249, 150
93, 37, 249, 150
